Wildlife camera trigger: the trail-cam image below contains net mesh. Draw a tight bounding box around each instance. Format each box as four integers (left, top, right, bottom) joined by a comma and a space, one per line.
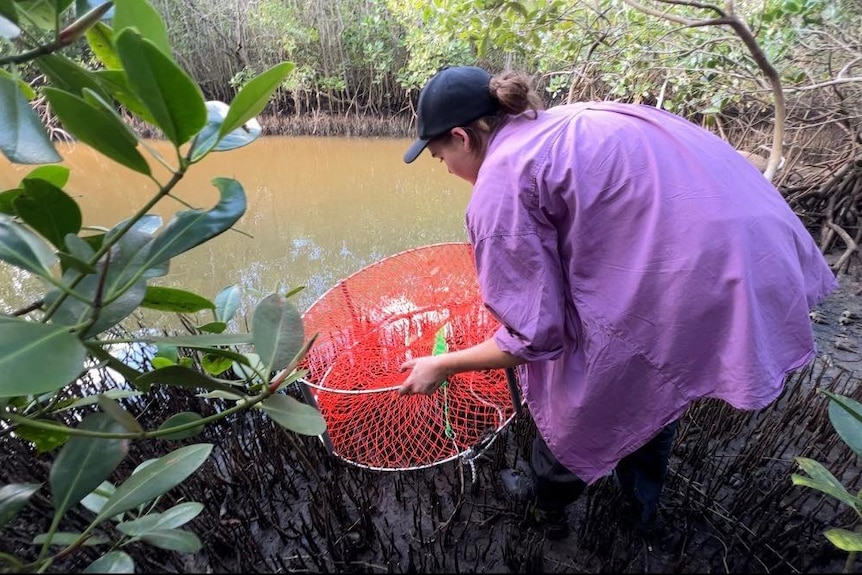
300, 242, 516, 471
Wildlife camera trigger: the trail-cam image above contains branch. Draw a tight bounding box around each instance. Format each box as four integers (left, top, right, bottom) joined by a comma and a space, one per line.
786, 77, 862, 93
622, 0, 786, 182
622, 0, 726, 25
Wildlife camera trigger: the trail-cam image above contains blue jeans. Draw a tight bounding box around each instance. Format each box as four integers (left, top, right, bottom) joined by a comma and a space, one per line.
531, 420, 679, 526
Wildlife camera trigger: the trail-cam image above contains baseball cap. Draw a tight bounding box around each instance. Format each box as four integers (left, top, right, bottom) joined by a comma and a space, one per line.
403, 66, 499, 164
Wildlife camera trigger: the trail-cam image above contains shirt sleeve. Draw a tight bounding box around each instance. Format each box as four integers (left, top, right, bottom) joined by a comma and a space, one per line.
473, 230, 567, 362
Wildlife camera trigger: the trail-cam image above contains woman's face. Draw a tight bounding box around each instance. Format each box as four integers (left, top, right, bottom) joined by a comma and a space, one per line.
427, 128, 482, 184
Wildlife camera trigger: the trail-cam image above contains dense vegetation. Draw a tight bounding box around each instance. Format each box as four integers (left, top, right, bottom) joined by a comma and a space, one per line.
2, 1, 862, 573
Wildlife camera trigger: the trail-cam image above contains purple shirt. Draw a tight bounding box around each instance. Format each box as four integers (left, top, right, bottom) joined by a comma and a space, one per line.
466, 102, 837, 484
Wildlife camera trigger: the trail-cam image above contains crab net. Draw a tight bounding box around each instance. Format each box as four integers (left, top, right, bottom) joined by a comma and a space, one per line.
299, 242, 518, 471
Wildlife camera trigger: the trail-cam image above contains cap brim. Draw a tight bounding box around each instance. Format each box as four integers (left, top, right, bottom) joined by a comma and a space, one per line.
403, 138, 429, 164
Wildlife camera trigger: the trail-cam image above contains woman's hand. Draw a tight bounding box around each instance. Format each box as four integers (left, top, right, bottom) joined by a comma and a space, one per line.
398, 355, 450, 395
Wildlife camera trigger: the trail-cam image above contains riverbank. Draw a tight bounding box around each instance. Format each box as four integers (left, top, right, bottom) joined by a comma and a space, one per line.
131, 111, 415, 139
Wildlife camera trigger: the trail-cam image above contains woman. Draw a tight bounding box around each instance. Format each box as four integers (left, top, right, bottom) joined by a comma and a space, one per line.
397, 65, 837, 539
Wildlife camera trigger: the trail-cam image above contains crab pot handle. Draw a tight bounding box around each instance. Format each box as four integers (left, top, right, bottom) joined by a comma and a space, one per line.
298, 379, 335, 456
505, 367, 523, 415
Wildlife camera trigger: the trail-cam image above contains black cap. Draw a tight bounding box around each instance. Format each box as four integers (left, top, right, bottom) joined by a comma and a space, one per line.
403, 66, 499, 164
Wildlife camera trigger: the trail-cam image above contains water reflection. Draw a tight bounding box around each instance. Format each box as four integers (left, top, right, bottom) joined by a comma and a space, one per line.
0, 136, 471, 327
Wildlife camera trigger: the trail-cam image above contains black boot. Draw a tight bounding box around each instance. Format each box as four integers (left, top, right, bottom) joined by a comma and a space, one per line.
499, 468, 570, 540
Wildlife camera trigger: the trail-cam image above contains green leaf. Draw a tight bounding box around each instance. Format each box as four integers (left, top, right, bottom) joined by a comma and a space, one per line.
155, 344, 178, 362
258, 394, 326, 436
201, 353, 232, 376
15, 178, 82, 250
141, 286, 215, 313
45, 276, 147, 338
0, 483, 41, 529
58, 250, 97, 275
825, 528, 862, 551
47, 216, 163, 336
83, 551, 134, 573
86, 21, 121, 69
92, 69, 156, 124
80, 480, 124, 521
111, 0, 171, 57
93, 443, 213, 523
0, 319, 88, 397
145, 178, 246, 267
0, 76, 62, 164
100, 213, 166, 286
116, 501, 203, 536
823, 390, 862, 458
43, 87, 151, 175
139, 529, 201, 553
0, 214, 58, 278
791, 457, 860, 509
198, 321, 226, 334
115, 29, 206, 146
151, 357, 173, 369
14, 0, 73, 29
214, 285, 241, 323
189, 100, 262, 162
36, 54, 108, 99
0, 0, 18, 22
55, 389, 142, 411
135, 365, 246, 396
252, 293, 305, 372
50, 413, 129, 522
233, 352, 265, 382
0, 188, 21, 215
24, 165, 71, 188
97, 395, 143, 433
0, 69, 34, 98
189, 346, 250, 368
157, 412, 203, 440
128, 333, 254, 346
14, 421, 70, 452
33, 532, 108, 546
219, 62, 294, 138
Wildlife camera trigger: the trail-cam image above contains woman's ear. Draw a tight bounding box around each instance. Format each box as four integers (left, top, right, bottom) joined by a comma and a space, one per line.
450, 127, 471, 152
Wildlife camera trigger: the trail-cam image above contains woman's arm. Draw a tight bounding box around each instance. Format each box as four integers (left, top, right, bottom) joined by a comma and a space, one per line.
397, 337, 525, 395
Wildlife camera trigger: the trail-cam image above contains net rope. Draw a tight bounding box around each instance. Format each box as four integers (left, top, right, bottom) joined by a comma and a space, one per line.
299, 242, 517, 471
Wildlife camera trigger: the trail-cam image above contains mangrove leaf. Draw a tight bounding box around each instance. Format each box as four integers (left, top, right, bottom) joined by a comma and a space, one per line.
15, 178, 82, 250
252, 293, 305, 372
0, 76, 61, 164
43, 87, 150, 175
0, 214, 58, 278
83, 551, 134, 573
115, 29, 206, 146
145, 178, 246, 267
93, 443, 213, 523
0, 483, 41, 530
258, 393, 326, 436
0, 319, 87, 397
140, 286, 215, 313
50, 413, 128, 522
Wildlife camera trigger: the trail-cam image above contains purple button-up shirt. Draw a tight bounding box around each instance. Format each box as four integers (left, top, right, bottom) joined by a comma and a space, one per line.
466, 102, 837, 484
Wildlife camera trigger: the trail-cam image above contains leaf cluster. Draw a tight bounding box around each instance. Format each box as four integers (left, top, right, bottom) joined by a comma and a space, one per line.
0, 1, 325, 571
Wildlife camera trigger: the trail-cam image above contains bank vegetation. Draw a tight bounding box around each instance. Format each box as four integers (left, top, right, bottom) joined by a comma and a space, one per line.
58, 0, 860, 267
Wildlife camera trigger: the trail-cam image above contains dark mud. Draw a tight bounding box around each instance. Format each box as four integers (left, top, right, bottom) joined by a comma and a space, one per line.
3, 260, 861, 574
160, 255, 862, 573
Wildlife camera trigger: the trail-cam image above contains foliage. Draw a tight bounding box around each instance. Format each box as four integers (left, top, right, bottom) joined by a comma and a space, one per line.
0, 0, 325, 572
386, 0, 839, 114
792, 390, 862, 565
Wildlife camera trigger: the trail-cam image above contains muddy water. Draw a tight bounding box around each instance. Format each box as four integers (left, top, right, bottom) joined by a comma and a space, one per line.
0, 137, 471, 323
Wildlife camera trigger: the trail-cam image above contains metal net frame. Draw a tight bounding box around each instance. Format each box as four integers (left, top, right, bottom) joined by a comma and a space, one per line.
298, 242, 518, 471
